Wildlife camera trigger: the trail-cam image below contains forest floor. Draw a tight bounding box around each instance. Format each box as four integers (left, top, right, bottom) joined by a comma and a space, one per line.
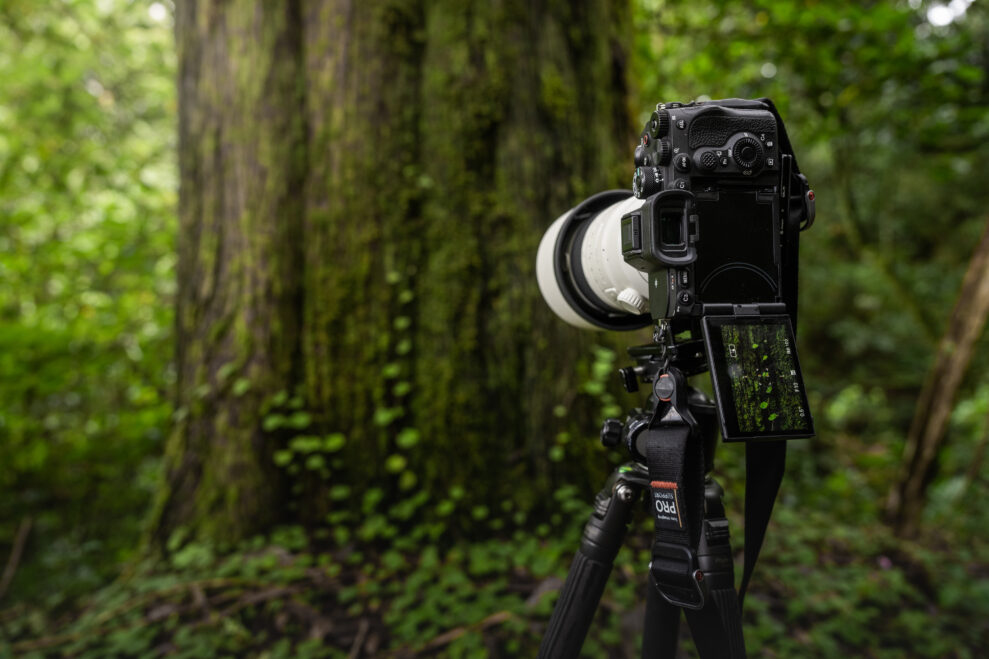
1, 503, 987, 659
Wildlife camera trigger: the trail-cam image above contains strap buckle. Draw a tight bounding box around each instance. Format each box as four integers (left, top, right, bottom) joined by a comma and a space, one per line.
650, 542, 708, 610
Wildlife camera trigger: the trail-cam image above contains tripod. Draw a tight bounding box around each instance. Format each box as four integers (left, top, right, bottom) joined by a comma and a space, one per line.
538, 341, 747, 658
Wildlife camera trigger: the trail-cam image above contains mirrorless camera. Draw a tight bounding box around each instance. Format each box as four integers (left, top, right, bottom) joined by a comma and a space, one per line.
536, 98, 815, 336
536, 100, 821, 659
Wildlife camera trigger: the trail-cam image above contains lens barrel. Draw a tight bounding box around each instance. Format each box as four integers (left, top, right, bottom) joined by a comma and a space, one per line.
535, 191, 653, 331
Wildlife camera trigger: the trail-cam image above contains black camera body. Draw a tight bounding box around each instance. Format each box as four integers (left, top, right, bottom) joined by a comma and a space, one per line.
620, 99, 814, 333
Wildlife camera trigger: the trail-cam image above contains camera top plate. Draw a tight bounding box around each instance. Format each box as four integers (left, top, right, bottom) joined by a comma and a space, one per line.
634, 100, 782, 198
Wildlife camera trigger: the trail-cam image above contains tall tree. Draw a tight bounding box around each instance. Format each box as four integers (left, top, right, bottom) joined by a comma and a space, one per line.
154, 0, 635, 545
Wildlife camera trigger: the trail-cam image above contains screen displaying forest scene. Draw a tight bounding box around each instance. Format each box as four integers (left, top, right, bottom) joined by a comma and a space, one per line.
720, 319, 811, 434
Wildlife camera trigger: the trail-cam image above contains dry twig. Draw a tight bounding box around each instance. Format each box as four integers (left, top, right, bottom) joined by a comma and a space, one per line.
348, 618, 370, 659
0, 517, 32, 602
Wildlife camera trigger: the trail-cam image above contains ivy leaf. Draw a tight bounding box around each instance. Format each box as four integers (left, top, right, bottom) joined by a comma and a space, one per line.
288, 411, 312, 429
232, 378, 251, 396
396, 428, 420, 449
385, 454, 407, 473
323, 433, 346, 452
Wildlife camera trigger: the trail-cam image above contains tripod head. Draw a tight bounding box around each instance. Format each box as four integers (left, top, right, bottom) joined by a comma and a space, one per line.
601, 334, 718, 474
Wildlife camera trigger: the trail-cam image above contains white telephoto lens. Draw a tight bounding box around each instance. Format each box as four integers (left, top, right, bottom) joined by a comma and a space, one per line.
535, 191, 652, 331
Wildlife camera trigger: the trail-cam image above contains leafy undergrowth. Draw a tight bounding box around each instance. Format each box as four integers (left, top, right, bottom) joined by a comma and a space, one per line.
1, 499, 986, 658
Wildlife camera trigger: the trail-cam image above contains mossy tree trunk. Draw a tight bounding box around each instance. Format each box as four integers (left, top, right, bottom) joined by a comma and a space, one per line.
155, 1, 306, 544
156, 0, 636, 546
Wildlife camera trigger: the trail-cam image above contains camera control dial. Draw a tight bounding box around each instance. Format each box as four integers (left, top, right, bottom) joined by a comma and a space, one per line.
731, 136, 764, 172
648, 109, 671, 138
633, 167, 663, 199
656, 140, 672, 165
656, 140, 673, 167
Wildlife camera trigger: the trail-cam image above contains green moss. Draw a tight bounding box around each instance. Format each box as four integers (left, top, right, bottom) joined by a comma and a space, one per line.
155, 1, 309, 546
162, 0, 637, 544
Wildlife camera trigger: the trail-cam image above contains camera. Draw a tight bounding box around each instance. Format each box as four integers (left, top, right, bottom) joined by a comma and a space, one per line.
536, 97, 817, 441
537, 100, 819, 659
536, 98, 815, 335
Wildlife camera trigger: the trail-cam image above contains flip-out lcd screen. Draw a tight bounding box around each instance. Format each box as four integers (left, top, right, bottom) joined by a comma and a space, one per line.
702, 315, 814, 441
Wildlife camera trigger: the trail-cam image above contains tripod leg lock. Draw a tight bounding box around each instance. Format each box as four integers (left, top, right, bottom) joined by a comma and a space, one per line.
649, 542, 708, 610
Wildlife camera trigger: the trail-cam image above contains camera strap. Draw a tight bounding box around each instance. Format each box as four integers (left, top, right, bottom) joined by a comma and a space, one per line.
644, 369, 706, 604
645, 368, 746, 658
643, 367, 786, 654
735, 100, 807, 607
646, 423, 704, 585
739, 440, 787, 608
728, 97, 807, 609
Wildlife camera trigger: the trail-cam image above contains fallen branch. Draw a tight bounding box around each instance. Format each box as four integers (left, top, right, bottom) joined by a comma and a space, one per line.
416, 610, 515, 654
888, 218, 989, 536
0, 517, 32, 602
347, 618, 370, 659
9, 577, 281, 653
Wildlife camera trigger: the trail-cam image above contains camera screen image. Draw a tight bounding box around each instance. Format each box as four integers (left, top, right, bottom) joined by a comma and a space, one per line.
703, 315, 814, 441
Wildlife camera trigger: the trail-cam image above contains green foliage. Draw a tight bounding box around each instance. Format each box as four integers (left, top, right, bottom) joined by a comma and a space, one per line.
3, 512, 985, 657
0, 0, 175, 606
635, 0, 989, 560
1, 0, 987, 657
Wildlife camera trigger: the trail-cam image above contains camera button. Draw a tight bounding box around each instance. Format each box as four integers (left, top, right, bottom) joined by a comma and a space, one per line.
674, 179, 689, 190
676, 118, 686, 130
678, 291, 692, 305
674, 154, 692, 172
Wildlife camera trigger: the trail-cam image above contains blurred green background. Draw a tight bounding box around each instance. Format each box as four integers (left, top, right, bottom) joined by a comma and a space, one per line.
0, 0, 987, 657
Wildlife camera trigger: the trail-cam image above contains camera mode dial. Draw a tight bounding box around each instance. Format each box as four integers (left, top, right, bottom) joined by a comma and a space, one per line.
648, 110, 671, 138
732, 136, 764, 172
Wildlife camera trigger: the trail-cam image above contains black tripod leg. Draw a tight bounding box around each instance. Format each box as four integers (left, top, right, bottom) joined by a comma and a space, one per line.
641, 575, 680, 658
538, 478, 640, 659
682, 589, 745, 658
681, 480, 747, 658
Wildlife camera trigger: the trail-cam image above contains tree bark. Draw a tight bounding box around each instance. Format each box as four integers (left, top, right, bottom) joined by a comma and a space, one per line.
887, 218, 989, 537
153, 1, 307, 543
156, 0, 634, 545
